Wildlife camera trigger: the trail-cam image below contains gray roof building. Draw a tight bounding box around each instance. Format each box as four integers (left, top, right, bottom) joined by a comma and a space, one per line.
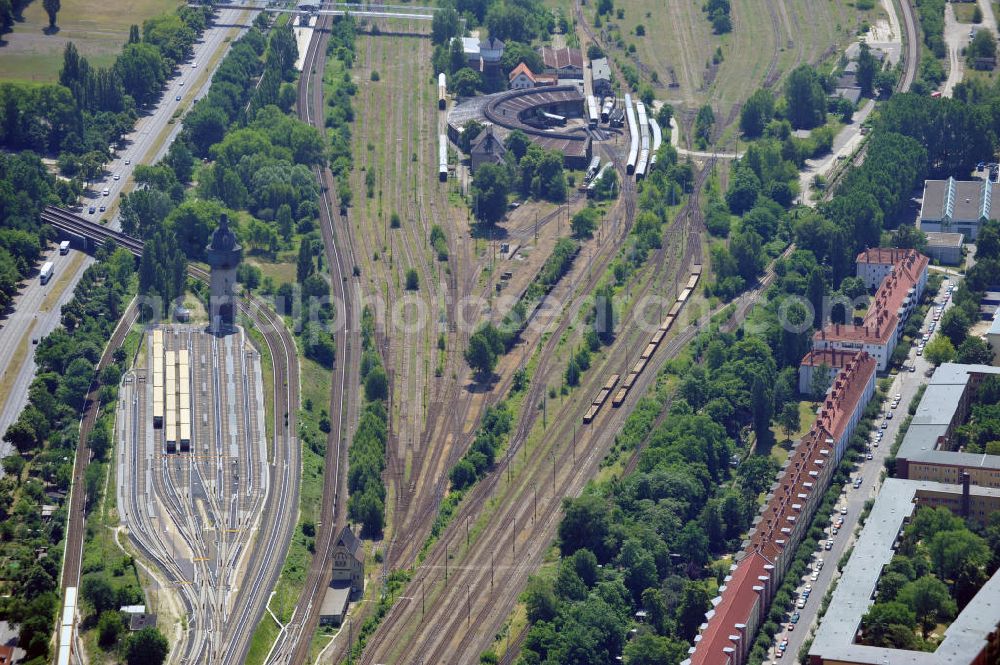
469, 124, 507, 173
539, 46, 584, 78
923, 231, 963, 265
808, 479, 1000, 665
896, 363, 1000, 486
919, 177, 1000, 241
591, 57, 612, 96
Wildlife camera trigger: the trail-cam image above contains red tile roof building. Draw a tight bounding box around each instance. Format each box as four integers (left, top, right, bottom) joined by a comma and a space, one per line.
798, 349, 862, 395
684, 352, 876, 665
811, 249, 928, 371
538, 46, 584, 78
508, 62, 536, 90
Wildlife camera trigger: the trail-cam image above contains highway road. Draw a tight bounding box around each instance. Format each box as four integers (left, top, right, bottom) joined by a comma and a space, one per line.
775, 274, 959, 664
0, 5, 250, 474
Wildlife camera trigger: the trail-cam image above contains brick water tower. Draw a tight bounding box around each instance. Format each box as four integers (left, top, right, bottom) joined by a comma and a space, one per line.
206, 214, 242, 334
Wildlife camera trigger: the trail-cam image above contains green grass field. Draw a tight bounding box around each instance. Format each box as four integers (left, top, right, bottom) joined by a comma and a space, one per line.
952, 2, 980, 23
552, 0, 877, 147
0, 0, 181, 82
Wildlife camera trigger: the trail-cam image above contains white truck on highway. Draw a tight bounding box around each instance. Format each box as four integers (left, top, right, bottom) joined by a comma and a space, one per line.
40, 261, 53, 284
59, 240, 70, 255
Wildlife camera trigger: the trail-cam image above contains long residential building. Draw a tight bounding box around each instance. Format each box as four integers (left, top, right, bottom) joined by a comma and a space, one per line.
895, 362, 1000, 488
810, 248, 928, 372
684, 352, 877, 665
808, 479, 1000, 665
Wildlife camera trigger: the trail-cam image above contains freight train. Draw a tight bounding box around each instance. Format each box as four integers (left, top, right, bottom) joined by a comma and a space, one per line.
583, 265, 702, 420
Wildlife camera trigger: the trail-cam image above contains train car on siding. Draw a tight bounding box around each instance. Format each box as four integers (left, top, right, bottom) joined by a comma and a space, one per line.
601, 97, 614, 123
640, 342, 658, 361
439, 134, 448, 182
582, 404, 600, 424
625, 94, 638, 175
622, 371, 639, 390
651, 329, 666, 346
586, 155, 601, 182
438, 72, 447, 110
587, 95, 599, 128
678, 288, 692, 303
612, 386, 628, 407
658, 315, 675, 332
650, 115, 662, 166
635, 101, 650, 179
587, 162, 614, 198
668, 301, 683, 318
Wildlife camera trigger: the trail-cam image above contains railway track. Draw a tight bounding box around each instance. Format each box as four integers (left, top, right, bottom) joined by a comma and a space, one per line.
60, 301, 139, 592
264, 4, 359, 662
361, 127, 715, 662
56, 236, 299, 663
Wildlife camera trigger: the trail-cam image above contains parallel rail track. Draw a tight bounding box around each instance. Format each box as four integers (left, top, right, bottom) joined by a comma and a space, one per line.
48, 206, 300, 664
265, 3, 359, 662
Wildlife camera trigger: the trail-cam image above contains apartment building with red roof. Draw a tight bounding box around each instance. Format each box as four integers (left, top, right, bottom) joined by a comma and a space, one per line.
684, 352, 876, 665
798, 349, 863, 395
810, 249, 928, 372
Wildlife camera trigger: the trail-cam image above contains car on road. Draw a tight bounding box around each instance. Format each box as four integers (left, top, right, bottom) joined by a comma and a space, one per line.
840, 506, 848, 515
791, 612, 801, 623
179, 80, 185, 86
867, 452, 874, 460
886, 411, 893, 419
99, 204, 106, 212
192, 61, 198, 67
32, 337, 39, 344
796, 598, 806, 608
881, 420, 888, 429
825, 539, 833, 550
125, 158, 131, 165
854, 478, 863, 488
787, 623, 795, 631
101, 187, 109, 196
113, 174, 120, 180
832, 526, 839, 535
811, 571, 820, 581
88, 206, 95, 214
175, 95, 182, 101
917, 348, 923, 356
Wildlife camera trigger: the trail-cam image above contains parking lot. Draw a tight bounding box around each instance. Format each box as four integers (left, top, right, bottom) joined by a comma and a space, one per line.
769, 272, 959, 662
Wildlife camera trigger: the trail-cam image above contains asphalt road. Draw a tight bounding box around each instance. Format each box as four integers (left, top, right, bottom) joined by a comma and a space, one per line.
773, 273, 960, 663
0, 6, 249, 473
942, 3, 971, 98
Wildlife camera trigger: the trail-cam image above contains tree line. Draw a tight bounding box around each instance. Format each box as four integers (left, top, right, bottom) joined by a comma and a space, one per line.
505, 313, 805, 663
347, 307, 390, 536
0, 246, 137, 664
0, 5, 209, 165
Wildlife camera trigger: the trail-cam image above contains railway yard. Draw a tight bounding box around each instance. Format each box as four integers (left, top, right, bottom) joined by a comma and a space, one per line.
116, 326, 270, 663
0, 0, 942, 663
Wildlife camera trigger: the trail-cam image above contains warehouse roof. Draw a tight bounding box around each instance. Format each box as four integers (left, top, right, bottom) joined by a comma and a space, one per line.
896, 363, 1000, 470
921, 178, 1000, 222
539, 46, 583, 70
